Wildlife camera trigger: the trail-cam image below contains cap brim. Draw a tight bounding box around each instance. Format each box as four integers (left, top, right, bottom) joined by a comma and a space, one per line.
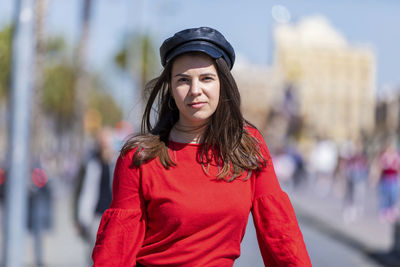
165, 41, 224, 65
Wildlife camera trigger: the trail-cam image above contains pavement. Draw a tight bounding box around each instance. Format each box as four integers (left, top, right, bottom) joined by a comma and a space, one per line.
24, 184, 89, 267
0, 182, 89, 267
288, 181, 400, 267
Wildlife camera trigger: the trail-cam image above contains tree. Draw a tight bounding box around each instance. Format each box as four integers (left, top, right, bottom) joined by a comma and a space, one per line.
41, 62, 122, 134
41, 60, 76, 132
0, 25, 12, 155
73, 0, 93, 159
31, 0, 50, 158
87, 83, 123, 129
114, 32, 159, 100
0, 25, 13, 101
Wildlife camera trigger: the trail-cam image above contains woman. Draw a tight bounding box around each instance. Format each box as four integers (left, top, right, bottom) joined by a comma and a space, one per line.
376, 138, 400, 223
92, 27, 311, 267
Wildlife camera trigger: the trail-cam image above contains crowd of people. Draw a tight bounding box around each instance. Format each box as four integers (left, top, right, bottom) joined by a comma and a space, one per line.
271, 135, 400, 224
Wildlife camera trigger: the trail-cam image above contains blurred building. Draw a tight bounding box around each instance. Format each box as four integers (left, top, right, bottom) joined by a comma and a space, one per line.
233, 59, 293, 152
375, 86, 400, 136
233, 58, 283, 130
273, 15, 376, 143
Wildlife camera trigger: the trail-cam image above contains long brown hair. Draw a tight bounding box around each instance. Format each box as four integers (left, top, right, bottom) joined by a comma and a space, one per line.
121, 54, 266, 181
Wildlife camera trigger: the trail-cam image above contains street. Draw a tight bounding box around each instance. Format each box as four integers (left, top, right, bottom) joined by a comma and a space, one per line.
235, 217, 383, 267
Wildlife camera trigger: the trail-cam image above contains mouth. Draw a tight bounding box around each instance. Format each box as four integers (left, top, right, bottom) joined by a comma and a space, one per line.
188, 102, 206, 109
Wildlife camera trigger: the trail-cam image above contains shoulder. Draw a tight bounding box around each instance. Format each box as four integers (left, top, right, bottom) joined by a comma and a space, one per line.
244, 124, 265, 143
112, 149, 143, 190
244, 124, 272, 162
121, 133, 158, 159
121, 133, 167, 168
116, 149, 138, 172
121, 133, 162, 153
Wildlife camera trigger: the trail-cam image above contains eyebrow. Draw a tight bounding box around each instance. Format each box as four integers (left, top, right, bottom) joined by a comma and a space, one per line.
173, 73, 217, 78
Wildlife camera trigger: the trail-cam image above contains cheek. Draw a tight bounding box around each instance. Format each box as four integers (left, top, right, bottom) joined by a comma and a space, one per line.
172, 89, 186, 104
171, 86, 181, 101
211, 86, 220, 107
171, 88, 188, 111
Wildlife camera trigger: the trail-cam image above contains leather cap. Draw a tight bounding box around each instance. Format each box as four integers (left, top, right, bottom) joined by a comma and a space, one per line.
160, 27, 235, 69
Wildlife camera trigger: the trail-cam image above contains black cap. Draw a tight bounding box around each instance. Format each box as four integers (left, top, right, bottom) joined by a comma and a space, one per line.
160, 27, 235, 69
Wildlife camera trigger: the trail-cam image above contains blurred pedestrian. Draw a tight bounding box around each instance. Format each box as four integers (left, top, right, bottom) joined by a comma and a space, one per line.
287, 143, 307, 189
272, 147, 296, 187
0, 166, 5, 232
342, 140, 368, 223
375, 138, 400, 223
27, 164, 53, 267
92, 27, 311, 266
75, 127, 115, 264
309, 138, 338, 196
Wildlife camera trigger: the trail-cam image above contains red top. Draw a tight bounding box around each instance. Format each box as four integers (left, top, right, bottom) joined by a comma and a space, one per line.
92, 128, 311, 267
379, 150, 400, 177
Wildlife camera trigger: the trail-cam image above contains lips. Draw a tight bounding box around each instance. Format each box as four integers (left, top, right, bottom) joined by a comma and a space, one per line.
188, 102, 206, 108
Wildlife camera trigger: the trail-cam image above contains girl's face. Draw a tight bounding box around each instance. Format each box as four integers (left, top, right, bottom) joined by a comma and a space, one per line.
170, 53, 220, 127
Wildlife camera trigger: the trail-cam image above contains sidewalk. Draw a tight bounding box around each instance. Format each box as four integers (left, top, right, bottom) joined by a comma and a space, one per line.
0, 188, 89, 267
288, 182, 400, 266
24, 185, 88, 267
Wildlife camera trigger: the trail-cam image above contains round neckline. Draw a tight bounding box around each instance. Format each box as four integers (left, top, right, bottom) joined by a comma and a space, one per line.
168, 139, 203, 148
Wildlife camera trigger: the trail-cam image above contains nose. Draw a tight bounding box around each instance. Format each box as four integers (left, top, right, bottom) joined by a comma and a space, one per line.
189, 79, 202, 96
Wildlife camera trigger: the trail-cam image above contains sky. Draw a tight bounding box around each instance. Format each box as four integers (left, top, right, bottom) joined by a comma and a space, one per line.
1, 0, 399, 94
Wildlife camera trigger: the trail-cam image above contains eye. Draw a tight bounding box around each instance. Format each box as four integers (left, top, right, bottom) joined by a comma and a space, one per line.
202, 76, 214, 82
177, 77, 189, 83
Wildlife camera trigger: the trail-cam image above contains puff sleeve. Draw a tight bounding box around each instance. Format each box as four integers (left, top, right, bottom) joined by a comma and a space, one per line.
92, 151, 146, 267
250, 130, 312, 266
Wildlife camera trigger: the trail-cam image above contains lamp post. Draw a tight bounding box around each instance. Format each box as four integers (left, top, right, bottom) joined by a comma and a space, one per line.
3, 0, 35, 266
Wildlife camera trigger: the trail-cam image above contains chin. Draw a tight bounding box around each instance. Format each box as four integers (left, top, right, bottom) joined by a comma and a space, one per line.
184, 116, 212, 126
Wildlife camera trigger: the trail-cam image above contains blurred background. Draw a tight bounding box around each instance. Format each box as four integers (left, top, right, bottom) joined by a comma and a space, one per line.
1, 0, 400, 266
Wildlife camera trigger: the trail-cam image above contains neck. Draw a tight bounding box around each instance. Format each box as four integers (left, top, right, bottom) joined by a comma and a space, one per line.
170, 121, 208, 144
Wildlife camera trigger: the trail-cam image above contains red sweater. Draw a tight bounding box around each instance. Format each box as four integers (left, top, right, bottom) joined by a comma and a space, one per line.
92, 128, 311, 267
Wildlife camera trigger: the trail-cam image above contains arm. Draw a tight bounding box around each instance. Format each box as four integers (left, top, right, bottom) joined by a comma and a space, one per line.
92, 151, 146, 267
250, 130, 312, 267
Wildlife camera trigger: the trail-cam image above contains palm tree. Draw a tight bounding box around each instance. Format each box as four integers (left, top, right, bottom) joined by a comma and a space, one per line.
114, 32, 158, 109
0, 25, 12, 102
0, 25, 13, 150
74, 0, 93, 159
31, 0, 50, 159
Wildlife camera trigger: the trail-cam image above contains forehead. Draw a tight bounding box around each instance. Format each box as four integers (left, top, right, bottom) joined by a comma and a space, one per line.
171, 53, 216, 75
